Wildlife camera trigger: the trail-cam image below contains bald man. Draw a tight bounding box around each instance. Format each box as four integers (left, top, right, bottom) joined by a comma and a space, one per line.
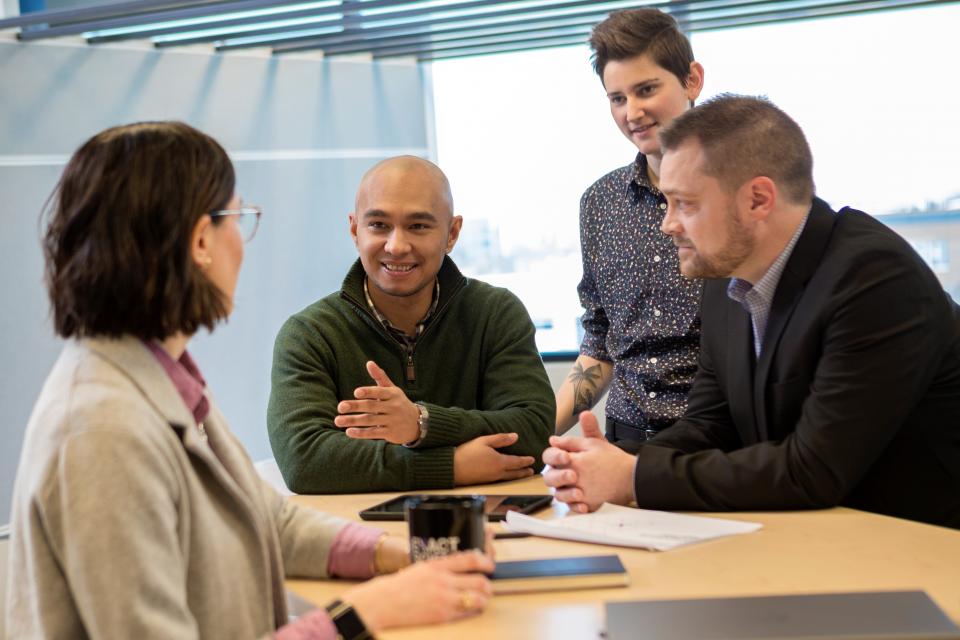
268, 157, 554, 493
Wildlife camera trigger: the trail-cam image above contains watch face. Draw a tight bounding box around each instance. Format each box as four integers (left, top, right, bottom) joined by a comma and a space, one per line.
326, 600, 372, 640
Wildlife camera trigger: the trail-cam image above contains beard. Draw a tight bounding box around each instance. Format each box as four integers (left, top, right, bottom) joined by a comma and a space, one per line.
678, 203, 755, 279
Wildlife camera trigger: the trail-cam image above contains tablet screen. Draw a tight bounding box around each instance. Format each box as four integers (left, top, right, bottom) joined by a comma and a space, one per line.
359, 494, 552, 522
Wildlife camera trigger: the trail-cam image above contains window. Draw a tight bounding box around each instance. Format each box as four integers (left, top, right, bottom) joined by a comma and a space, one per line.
433, 45, 626, 355
432, 3, 960, 354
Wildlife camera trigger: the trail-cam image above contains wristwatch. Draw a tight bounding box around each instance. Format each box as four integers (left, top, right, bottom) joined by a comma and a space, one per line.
325, 599, 372, 640
403, 402, 429, 448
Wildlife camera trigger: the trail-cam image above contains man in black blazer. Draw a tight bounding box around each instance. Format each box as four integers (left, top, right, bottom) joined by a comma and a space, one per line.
543, 95, 960, 529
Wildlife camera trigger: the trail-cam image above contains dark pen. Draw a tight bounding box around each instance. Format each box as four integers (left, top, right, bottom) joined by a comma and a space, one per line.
493, 531, 533, 539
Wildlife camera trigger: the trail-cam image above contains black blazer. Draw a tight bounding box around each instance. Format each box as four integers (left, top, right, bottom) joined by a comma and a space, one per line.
633, 199, 960, 528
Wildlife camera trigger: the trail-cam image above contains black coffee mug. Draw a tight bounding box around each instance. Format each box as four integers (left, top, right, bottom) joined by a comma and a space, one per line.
405, 495, 486, 562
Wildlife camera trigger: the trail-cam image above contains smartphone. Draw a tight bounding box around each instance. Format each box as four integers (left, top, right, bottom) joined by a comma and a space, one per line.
359, 494, 552, 522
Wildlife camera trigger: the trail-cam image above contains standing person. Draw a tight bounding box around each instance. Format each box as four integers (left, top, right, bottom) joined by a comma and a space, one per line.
543, 95, 960, 529
556, 8, 705, 448
268, 156, 554, 493
6, 122, 494, 639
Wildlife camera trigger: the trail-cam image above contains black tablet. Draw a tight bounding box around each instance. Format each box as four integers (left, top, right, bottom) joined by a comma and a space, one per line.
359, 494, 553, 522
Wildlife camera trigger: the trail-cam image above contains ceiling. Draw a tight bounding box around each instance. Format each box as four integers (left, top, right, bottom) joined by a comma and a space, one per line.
0, 0, 953, 60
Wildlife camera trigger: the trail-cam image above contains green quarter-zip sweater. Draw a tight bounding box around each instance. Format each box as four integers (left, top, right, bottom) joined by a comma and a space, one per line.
268, 257, 554, 493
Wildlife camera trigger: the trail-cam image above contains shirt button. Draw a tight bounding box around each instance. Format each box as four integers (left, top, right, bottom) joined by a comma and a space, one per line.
653, 309, 662, 317
653, 255, 661, 263
659, 202, 667, 210
649, 357, 658, 364
648, 392, 657, 399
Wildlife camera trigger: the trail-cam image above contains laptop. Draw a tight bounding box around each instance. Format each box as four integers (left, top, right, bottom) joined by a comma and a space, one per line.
605, 591, 960, 639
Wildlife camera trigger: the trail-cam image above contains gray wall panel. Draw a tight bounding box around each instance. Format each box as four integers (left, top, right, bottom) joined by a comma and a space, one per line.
0, 43, 429, 155
0, 40, 431, 523
0, 165, 65, 529
189, 157, 375, 467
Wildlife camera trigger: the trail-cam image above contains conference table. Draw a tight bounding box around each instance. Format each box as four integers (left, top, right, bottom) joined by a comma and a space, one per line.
288, 476, 960, 639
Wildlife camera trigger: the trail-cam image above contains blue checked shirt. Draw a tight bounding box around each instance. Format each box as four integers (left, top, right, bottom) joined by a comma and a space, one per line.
727, 215, 809, 356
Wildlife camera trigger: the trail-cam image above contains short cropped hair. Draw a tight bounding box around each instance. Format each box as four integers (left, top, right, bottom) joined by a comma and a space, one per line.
43, 121, 235, 340
589, 8, 694, 83
659, 94, 815, 205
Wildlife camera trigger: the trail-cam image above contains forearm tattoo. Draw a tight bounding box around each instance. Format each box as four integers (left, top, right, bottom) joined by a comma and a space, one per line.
569, 363, 602, 416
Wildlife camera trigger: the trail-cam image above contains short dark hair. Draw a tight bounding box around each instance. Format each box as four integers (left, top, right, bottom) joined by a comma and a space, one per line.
659, 94, 815, 205
589, 8, 694, 83
43, 121, 235, 340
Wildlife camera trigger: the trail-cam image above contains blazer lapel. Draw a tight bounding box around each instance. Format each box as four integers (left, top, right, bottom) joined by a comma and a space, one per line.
201, 404, 265, 518
753, 199, 838, 438
83, 336, 197, 429
82, 337, 262, 524
200, 404, 288, 619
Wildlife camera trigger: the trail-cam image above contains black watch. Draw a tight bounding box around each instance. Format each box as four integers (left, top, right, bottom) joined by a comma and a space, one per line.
325, 599, 373, 640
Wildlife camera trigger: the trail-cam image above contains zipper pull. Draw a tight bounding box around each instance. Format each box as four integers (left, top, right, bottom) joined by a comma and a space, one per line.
406, 352, 416, 383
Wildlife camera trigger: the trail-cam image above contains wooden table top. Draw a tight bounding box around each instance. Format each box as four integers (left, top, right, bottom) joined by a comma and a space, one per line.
288, 476, 960, 639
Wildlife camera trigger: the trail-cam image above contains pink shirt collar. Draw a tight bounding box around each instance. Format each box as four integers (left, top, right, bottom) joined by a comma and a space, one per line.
144, 340, 210, 425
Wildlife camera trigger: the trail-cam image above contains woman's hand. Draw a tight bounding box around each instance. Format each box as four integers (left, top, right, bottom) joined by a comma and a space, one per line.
343, 551, 494, 632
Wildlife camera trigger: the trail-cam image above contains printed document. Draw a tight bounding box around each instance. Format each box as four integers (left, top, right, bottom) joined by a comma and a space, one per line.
503, 503, 762, 551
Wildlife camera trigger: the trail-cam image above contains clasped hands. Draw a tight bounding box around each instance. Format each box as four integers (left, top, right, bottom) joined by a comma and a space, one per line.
541, 411, 638, 513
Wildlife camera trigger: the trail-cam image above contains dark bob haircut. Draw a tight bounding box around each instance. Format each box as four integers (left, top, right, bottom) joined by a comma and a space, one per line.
43, 121, 235, 340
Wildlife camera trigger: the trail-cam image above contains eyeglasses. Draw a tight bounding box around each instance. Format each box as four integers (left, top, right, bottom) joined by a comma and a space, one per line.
209, 205, 262, 243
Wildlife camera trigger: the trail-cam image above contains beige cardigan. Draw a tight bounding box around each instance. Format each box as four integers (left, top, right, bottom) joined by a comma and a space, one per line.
6, 337, 351, 639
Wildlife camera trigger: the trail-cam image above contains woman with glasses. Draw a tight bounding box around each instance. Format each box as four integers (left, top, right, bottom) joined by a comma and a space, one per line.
211, 203, 262, 242
5, 121, 492, 639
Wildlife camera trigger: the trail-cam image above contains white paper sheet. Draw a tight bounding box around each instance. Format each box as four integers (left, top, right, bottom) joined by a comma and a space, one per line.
503, 503, 762, 551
